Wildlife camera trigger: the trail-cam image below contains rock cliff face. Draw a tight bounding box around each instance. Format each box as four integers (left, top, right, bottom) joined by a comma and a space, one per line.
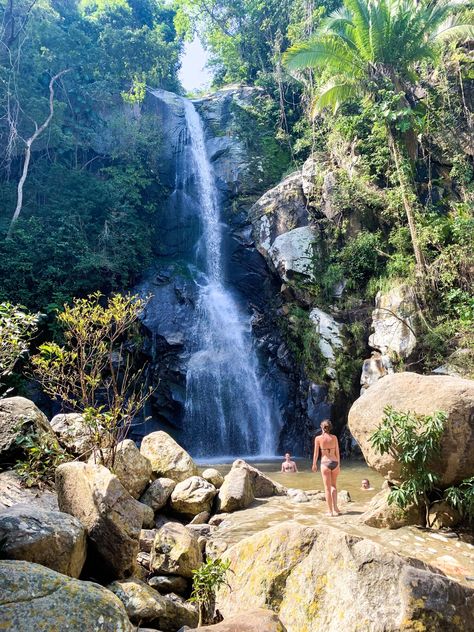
135, 86, 376, 455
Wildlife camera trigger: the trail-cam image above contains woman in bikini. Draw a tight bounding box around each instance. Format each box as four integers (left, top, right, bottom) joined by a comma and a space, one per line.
312, 419, 341, 516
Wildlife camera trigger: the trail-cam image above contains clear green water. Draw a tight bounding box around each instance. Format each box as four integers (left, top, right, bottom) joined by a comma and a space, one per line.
199, 458, 384, 504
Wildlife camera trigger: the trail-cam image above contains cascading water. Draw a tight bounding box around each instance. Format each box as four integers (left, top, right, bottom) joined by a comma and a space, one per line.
179, 98, 280, 458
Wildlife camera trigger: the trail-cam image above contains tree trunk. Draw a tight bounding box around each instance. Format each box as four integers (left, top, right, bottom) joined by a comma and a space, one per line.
387, 129, 426, 278
7, 69, 70, 236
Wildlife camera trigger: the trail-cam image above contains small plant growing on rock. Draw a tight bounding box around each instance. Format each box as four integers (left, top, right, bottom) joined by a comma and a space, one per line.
190, 558, 231, 626
370, 406, 447, 519
30, 292, 151, 467
444, 477, 474, 524
14, 429, 72, 487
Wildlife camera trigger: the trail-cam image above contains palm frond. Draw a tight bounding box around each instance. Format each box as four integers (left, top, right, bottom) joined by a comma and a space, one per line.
283, 36, 364, 75
430, 14, 474, 41
311, 80, 361, 116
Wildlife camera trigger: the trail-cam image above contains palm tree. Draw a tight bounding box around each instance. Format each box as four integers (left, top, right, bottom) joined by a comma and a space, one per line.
283, 0, 474, 277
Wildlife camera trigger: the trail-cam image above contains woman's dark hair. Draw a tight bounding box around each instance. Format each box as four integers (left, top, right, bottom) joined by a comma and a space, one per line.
321, 419, 332, 432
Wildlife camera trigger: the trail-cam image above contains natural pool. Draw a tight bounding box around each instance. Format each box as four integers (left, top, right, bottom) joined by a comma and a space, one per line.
198, 458, 384, 504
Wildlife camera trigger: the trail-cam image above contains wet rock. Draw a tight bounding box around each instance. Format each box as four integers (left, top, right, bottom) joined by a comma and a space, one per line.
150, 522, 202, 578
140, 431, 198, 482
140, 477, 176, 511
201, 468, 224, 489
0, 504, 86, 577
0, 560, 132, 631
0, 470, 58, 511
217, 467, 254, 513
185, 608, 287, 631
50, 412, 98, 457
368, 284, 417, 359
217, 522, 474, 632
348, 372, 474, 485
56, 462, 143, 579
93, 439, 152, 499
0, 397, 52, 466
287, 489, 309, 503
428, 500, 462, 529
148, 574, 189, 596
108, 577, 198, 631
231, 460, 286, 498
359, 489, 422, 529
170, 476, 217, 517
338, 490, 352, 504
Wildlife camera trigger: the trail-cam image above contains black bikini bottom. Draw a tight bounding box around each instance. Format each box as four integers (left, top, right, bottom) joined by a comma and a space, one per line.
323, 460, 339, 471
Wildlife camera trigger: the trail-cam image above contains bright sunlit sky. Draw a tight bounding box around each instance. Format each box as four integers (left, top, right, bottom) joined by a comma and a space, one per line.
179, 37, 212, 94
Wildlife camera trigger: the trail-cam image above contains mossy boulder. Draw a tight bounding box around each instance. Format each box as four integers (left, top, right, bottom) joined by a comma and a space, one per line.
0, 560, 132, 631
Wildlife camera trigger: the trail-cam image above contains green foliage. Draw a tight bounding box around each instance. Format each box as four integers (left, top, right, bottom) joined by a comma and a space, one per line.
444, 477, 474, 523
0, 0, 182, 310
14, 429, 72, 487
31, 292, 151, 466
0, 303, 38, 394
190, 558, 231, 626
283, 305, 327, 383
370, 406, 447, 511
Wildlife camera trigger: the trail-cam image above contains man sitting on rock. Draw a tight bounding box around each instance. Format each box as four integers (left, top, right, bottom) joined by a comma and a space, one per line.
281, 453, 298, 473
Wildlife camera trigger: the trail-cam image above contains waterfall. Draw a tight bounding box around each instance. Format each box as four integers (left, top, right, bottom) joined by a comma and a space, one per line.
178, 98, 280, 458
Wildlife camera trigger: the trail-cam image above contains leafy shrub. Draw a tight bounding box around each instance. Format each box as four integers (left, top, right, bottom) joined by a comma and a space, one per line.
370, 406, 447, 516
445, 477, 474, 524
190, 558, 231, 626
30, 292, 151, 467
14, 430, 72, 487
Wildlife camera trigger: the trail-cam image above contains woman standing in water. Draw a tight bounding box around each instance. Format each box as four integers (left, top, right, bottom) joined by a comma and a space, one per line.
312, 419, 341, 516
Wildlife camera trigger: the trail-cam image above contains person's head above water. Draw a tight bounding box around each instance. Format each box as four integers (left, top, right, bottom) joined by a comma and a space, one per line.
361, 478, 372, 490
284, 452, 291, 461
321, 419, 332, 434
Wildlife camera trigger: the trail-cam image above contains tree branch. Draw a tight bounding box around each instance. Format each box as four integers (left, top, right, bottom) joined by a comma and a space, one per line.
7, 69, 71, 236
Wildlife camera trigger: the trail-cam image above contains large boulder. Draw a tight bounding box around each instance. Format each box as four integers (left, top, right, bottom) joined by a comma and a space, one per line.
150, 522, 202, 578
348, 372, 474, 485
231, 460, 286, 497
186, 608, 287, 631
268, 226, 317, 282
140, 431, 198, 482
0, 470, 58, 511
0, 504, 86, 577
368, 285, 417, 359
56, 462, 143, 579
170, 476, 217, 517
217, 522, 474, 632
140, 477, 176, 511
99, 439, 152, 499
108, 577, 198, 631
0, 397, 52, 466
217, 467, 254, 513
50, 412, 97, 457
0, 560, 133, 631
359, 489, 423, 529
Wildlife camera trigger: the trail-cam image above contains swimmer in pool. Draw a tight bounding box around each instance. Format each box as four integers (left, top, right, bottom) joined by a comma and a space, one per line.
281, 453, 298, 473
361, 478, 374, 490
